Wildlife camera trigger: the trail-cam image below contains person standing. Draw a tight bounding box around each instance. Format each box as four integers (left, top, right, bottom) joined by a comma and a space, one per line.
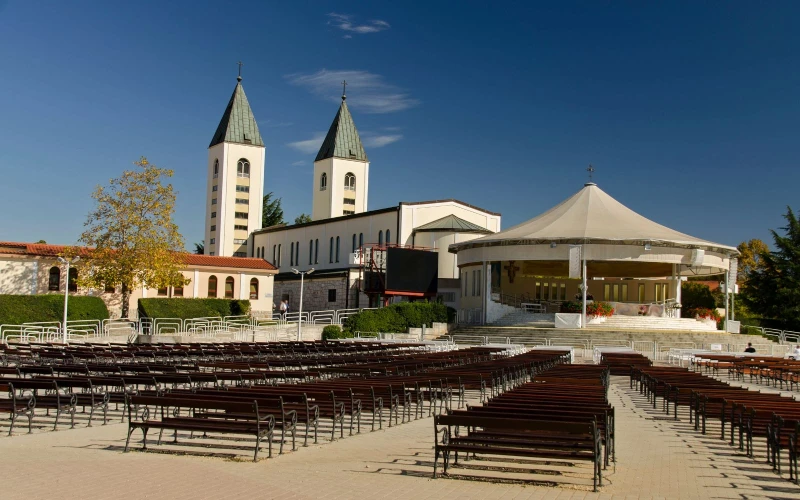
279, 299, 287, 319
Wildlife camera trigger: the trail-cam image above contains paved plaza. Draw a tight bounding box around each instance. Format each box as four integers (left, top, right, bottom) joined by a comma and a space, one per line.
2, 376, 799, 500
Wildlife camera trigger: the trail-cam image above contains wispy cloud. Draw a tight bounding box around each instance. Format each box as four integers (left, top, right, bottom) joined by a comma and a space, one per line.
285, 69, 419, 114
363, 133, 403, 148
328, 13, 390, 35
287, 132, 326, 154
291, 160, 305, 167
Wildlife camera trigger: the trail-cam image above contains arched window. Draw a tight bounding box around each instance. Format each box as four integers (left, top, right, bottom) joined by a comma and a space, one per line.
278, 244, 282, 266
359, 233, 363, 249
329, 237, 334, 263
256, 247, 260, 258
237, 158, 250, 178
309, 240, 313, 265
290, 242, 295, 266
335, 236, 340, 263
320, 173, 327, 191
48, 266, 60, 291
352, 234, 357, 253
344, 173, 356, 191
378, 230, 383, 247
386, 229, 391, 245
213, 159, 219, 179
250, 278, 259, 300
295, 241, 300, 266
314, 239, 319, 264
272, 245, 276, 265
68, 268, 78, 292
225, 276, 235, 298
208, 275, 218, 298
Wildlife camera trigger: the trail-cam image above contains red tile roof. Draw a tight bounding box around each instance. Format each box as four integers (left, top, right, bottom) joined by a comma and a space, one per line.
0, 242, 276, 271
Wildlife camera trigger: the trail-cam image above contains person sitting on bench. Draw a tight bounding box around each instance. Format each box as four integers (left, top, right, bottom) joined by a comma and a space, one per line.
744, 343, 756, 354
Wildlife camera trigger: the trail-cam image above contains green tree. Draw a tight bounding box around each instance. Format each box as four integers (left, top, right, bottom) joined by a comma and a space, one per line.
194, 240, 204, 255
736, 238, 768, 284
72, 157, 189, 318
262, 192, 284, 228
35, 240, 47, 244
680, 282, 716, 318
294, 213, 312, 224
742, 207, 800, 328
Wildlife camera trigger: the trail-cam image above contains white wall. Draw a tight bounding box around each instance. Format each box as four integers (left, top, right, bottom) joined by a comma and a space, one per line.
206, 142, 265, 257
0, 257, 37, 295
312, 157, 369, 220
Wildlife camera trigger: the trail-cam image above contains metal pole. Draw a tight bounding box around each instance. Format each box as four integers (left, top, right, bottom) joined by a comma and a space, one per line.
63, 260, 70, 344
724, 269, 729, 329
297, 272, 304, 341
581, 244, 587, 329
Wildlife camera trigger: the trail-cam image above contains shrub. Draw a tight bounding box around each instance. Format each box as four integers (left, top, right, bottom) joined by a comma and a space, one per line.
560, 301, 582, 314
137, 298, 251, 320
587, 301, 615, 318
0, 294, 109, 325
343, 301, 449, 334
321, 325, 354, 340
688, 307, 722, 322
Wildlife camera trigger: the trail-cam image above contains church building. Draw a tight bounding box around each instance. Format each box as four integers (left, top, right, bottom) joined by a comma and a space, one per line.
210, 81, 501, 314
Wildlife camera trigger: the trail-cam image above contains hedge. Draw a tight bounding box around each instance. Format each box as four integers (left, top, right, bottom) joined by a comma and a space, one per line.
321, 325, 354, 340
138, 298, 251, 320
342, 302, 454, 334
0, 294, 110, 325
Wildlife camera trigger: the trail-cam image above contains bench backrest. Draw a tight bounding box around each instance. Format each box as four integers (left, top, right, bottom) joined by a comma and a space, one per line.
435, 413, 594, 435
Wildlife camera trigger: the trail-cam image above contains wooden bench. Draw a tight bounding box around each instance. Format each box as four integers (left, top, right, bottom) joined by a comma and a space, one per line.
433, 414, 602, 491
0, 381, 34, 435
125, 395, 276, 461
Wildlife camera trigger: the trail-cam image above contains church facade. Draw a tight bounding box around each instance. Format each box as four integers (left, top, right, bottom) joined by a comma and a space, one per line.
207, 81, 501, 314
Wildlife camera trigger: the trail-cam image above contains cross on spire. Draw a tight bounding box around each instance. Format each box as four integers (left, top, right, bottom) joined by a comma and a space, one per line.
237, 61, 243, 81
342, 80, 347, 101
587, 164, 595, 183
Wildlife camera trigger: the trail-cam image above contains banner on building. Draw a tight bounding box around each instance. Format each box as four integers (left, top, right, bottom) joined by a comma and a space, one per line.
568, 245, 582, 279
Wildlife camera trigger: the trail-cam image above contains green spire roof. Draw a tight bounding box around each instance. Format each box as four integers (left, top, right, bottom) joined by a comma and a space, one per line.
209, 78, 264, 148
413, 215, 492, 233
315, 98, 368, 162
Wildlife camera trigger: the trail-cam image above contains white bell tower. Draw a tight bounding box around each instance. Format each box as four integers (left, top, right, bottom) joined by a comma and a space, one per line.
311, 84, 369, 220
205, 68, 265, 257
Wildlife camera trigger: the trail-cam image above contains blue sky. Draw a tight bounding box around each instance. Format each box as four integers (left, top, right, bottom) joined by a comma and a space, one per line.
0, 1, 798, 249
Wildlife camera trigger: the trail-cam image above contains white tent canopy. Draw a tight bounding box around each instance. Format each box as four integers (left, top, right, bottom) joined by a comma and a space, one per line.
451, 183, 737, 254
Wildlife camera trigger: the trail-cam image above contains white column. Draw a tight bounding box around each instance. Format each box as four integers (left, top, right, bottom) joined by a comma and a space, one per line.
239, 272, 246, 299
581, 245, 587, 329
193, 269, 200, 297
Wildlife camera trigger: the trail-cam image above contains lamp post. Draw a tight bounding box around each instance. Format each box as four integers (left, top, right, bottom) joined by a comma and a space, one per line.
292, 268, 314, 341
57, 256, 80, 344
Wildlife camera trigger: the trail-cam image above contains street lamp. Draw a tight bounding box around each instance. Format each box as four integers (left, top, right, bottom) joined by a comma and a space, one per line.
57, 256, 80, 344
291, 268, 314, 341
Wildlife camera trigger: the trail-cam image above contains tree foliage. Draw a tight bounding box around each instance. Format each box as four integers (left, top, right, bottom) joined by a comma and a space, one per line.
294, 213, 312, 224
262, 192, 284, 228
194, 240, 204, 255
736, 238, 769, 284
680, 282, 716, 318
71, 157, 188, 318
742, 207, 800, 328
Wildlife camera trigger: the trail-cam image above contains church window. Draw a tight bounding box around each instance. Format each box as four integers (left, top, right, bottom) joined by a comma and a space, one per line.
320, 173, 327, 191
314, 239, 319, 264
250, 278, 259, 300
209, 252, 215, 256
236, 198, 248, 204
272, 245, 276, 265
290, 242, 294, 266
233, 239, 247, 245
233, 251, 247, 257
208, 276, 218, 298
211, 198, 217, 205
329, 237, 334, 263
277, 244, 282, 266
309, 240, 313, 265
235, 212, 248, 219
68, 268, 78, 292
210, 225, 216, 232
295, 241, 300, 266
212, 185, 217, 192
210, 238, 215, 244
378, 231, 383, 246
213, 159, 219, 179
173, 285, 183, 297
157, 287, 168, 296
211, 212, 216, 219
236, 185, 250, 193
328, 289, 337, 302
237, 159, 250, 178
260, 246, 265, 260
335, 236, 340, 263
343, 210, 355, 216
234, 225, 248, 231
386, 229, 391, 245
225, 276, 235, 298
344, 173, 356, 191
359, 233, 363, 249
48, 266, 60, 291
352, 234, 356, 253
